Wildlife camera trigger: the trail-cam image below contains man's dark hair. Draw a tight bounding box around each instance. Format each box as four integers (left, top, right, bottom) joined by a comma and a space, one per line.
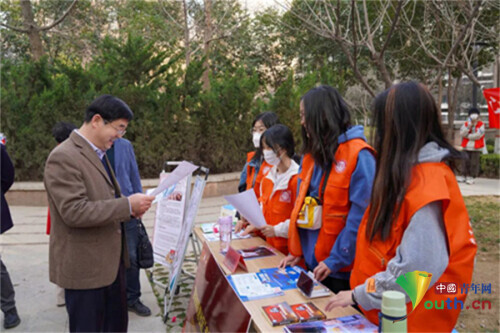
84, 95, 134, 123
51, 121, 77, 143
468, 107, 480, 116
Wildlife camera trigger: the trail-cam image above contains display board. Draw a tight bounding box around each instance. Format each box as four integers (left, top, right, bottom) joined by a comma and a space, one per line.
184, 242, 251, 333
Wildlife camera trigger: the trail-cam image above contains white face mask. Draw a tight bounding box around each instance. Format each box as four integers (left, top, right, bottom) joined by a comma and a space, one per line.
470, 114, 479, 120
263, 149, 281, 166
252, 132, 262, 148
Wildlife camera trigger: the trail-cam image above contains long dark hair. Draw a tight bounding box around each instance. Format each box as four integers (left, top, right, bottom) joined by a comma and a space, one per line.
251, 111, 280, 164
301, 85, 351, 168
366, 81, 461, 241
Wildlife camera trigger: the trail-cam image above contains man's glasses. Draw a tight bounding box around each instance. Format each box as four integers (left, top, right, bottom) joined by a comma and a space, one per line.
104, 120, 126, 136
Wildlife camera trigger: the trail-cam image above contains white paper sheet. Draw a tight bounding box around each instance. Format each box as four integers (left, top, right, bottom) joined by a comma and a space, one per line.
150, 161, 198, 197
224, 189, 267, 228
152, 175, 189, 267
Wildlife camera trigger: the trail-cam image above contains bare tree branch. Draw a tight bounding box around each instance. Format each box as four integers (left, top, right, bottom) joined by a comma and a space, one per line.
158, 0, 184, 30
430, 0, 483, 87
38, 0, 78, 31
0, 22, 29, 33
379, 0, 403, 58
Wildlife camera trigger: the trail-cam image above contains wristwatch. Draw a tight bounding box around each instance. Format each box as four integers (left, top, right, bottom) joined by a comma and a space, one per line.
351, 291, 358, 306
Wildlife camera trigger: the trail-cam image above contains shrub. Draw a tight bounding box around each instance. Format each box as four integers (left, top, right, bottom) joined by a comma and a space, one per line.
480, 154, 500, 178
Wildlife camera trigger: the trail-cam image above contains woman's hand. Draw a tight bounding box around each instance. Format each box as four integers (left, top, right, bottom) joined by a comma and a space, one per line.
234, 217, 248, 233
278, 254, 301, 269
313, 261, 332, 282
260, 225, 276, 238
240, 224, 257, 236
325, 290, 354, 311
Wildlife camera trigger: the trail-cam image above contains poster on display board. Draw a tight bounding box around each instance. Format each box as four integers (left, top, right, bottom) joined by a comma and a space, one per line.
152, 172, 189, 268
168, 174, 206, 291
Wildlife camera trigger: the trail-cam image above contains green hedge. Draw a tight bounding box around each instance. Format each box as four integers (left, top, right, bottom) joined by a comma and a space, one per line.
2, 35, 333, 181
480, 154, 500, 178
1, 34, 354, 181
0, 36, 263, 180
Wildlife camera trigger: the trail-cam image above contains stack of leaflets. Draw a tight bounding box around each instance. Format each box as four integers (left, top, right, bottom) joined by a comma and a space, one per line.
200, 222, 217, 233
258, 266, 304, 290
202, 231, 251, 242
261, 302, 298, 327
262, 301, 326, 326
284, 314, 377, 332
226, 272, 284, 302
290, 302, 326, 322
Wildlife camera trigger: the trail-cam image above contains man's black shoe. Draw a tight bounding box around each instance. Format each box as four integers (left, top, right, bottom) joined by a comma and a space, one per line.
127, 300, 151, 317
3, 308, 20, 329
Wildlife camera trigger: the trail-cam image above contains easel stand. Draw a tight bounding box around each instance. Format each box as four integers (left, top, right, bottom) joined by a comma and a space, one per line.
148, 161, 209, 323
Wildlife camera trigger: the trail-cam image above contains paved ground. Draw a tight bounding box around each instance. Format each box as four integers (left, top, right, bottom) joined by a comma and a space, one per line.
0, 179, 497, 332
0, 196, 224, 333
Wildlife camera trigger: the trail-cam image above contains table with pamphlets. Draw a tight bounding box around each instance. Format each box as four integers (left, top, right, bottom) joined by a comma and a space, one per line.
184, 226, 362, 332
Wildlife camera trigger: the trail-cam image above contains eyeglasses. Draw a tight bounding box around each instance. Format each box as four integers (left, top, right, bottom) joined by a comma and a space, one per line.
104, 120, 126, 136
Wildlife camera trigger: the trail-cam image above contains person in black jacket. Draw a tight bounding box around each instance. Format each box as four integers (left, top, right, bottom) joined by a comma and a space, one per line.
1, 144, 21, 329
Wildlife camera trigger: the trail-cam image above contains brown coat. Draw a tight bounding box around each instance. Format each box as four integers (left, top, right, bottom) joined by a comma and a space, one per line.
44, 131, 131, 289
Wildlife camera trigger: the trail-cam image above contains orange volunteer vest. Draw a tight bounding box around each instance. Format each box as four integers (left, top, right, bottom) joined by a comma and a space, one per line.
461, 120, 485, 149
245, 151, 272, 199
288, 139, 375, 272
350, 162, 477, 332
260, 171, 298, 254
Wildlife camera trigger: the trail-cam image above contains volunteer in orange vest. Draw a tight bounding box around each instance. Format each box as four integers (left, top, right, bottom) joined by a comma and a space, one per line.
325, 82, 477, 332
458, 107, 485, 185
235, 112, 280, 232
241, 124, 300, 254
280, 85, 376, 293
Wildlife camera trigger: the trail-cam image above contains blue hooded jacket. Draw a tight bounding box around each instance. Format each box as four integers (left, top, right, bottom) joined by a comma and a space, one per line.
297, 125, 376, 280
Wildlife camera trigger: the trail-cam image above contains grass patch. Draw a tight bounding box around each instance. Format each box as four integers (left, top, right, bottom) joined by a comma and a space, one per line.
456, 196, 499, 333
464, 196, 500, 251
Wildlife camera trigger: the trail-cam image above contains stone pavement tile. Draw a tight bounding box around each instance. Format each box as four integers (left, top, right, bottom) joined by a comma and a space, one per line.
0, 244, 68, 333
0, 206, 165, 333
457, 177, 500, 196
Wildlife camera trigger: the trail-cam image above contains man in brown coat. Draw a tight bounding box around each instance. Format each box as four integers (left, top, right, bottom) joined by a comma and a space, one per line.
44, 95, 154, 332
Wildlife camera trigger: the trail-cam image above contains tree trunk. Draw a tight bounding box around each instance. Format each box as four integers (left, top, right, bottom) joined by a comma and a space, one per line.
374, 55, 393, 89
447, 69, 463, 145
182, 0, 190, 67
20, 0, 44, 60
202, 0, 212, 91
446, 68, 454, 143
437, 74, 443, 114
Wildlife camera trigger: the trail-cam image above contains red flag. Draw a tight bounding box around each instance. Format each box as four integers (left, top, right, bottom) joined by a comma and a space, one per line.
483, 87, 500, 129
